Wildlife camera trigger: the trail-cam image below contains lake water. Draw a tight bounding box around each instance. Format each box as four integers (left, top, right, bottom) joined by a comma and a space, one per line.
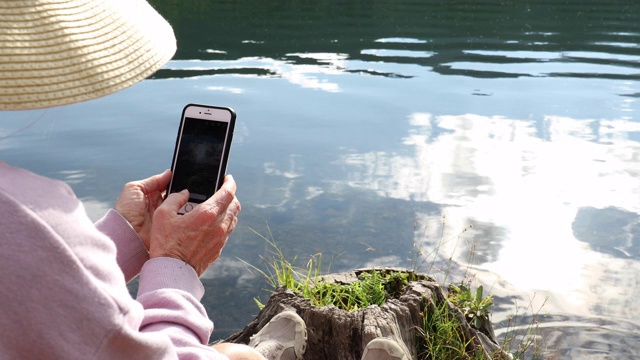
2, 0, 640, 358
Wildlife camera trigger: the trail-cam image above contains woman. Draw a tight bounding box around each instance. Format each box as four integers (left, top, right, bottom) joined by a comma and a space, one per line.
0, 0, 307, 359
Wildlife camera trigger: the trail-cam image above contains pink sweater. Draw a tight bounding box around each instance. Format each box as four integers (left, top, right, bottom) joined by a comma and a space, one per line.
0, 162, 228, 359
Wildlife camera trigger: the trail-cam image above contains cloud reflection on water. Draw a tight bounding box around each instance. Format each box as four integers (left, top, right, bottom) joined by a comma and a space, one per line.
337, 111, 640, 323
167, 57, 344, 93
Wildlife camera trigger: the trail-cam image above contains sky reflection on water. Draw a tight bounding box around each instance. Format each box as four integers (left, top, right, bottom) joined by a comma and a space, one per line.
339, 111, 640, 284
3, 47, 640, 354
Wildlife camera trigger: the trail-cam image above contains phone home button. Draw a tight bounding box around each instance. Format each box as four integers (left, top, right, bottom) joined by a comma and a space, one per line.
184, 203, 194, 213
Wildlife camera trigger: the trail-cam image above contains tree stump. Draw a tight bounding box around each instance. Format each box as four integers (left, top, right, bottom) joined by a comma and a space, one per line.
224, 268, 510, 360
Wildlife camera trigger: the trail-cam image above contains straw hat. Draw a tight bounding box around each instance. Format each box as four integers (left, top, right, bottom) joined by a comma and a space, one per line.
0, 0, 176, 110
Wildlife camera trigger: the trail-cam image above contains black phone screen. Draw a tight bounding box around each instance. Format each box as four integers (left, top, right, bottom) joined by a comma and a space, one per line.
171, 117, 230, 202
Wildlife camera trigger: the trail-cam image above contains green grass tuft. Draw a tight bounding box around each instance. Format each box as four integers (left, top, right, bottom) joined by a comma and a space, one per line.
243, 223, 549, 359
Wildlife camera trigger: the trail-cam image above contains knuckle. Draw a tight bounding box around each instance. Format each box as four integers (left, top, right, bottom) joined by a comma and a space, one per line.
154, 205, 173, 219
218, 187, 235, 203
218, 223, 229, 235
196, 205, 219, 222
128, 180, 143, 189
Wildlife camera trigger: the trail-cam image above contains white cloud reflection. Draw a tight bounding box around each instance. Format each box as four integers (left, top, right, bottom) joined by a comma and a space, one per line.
201, 258, 260, 290
206, 86, 244, 94
254, 155, 303, 209
339, 112, 640, 303
361, 49, 435, 58
167, 57, 344, 93
375, 37, 429, 44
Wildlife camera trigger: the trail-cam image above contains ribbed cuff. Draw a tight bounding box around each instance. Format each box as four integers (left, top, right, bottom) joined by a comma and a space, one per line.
94, 209, 149, 281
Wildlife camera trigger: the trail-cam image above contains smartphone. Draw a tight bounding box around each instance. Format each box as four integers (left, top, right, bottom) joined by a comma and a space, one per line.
167, 103, 236, 214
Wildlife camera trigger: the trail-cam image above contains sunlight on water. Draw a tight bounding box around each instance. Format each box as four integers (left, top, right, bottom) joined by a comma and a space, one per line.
335, 109, 640, 353
167, 58, 344, 92
360, 49, 436, 58
338, 111, 640, 284
375, 37, 429, 44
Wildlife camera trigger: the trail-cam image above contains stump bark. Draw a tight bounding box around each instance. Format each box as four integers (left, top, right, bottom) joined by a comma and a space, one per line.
224, 268, 510, 360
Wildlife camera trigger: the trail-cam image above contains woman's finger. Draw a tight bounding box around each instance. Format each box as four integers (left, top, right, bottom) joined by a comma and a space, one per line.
199, 175, 237, 216
137, 169, 172, 194
160, 189, 190, 214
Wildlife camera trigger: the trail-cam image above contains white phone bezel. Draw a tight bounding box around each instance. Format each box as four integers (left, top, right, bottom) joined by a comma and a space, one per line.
170, 104, 234, 215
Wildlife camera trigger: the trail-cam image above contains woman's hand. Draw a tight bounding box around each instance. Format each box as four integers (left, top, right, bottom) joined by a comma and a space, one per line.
115, 169, 172, 250
149, 175, 241, 275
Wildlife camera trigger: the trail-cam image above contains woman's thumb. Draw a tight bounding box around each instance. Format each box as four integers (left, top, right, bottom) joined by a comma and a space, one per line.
162, 189, 190, 213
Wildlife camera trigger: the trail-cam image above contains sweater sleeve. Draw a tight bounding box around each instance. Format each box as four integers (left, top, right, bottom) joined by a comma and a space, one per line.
94, 209, 149, 282
0, 164, 230, 359
137, 258, 216, 347
94, 212, 229, 358
96, 258, 229, 360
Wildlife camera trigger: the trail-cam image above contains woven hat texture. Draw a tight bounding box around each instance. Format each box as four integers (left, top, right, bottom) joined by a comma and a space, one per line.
0, 0, 176, 110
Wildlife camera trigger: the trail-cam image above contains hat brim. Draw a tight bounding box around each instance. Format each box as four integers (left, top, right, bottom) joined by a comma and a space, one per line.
0, 0, 176, 110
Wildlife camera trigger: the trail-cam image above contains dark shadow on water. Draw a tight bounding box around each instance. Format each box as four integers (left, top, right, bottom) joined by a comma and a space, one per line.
460, 220, 507, 265
572, 206, 640, 259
